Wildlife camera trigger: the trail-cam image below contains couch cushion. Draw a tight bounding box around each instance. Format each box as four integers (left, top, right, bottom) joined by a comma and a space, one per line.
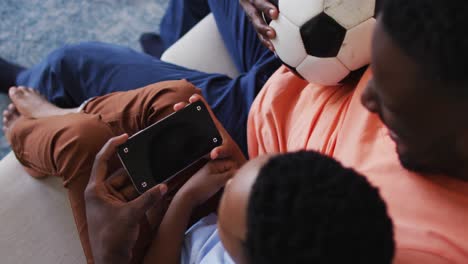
0, 152, 86, 263
161, 14, 240, 79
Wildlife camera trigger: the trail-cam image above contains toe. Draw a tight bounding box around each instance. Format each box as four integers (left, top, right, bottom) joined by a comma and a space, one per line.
3, 110, 10, 118
8, 103, 15, 111
8, 103, 18, 114
8, 86, 21, 99
8, 86, 17, 96
17, 86, 27, 95
9, 86, 25, 99
10, 109, 19, 118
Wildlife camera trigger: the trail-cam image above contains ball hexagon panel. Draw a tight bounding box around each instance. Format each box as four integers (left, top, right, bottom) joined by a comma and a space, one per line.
337, 18, 375, 70
299, 12, 346, 58
270, 13, 308, 67
324, 0, 375, 29
278, 0, 324, 26
296, 56, 350, 85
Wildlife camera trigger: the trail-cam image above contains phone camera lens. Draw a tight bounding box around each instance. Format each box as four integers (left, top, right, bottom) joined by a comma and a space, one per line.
124, 147, 129, 153
196, 106, 202, 111
213, 138, 218, 143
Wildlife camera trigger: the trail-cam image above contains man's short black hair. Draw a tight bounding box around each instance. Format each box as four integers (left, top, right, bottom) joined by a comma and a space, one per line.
381, 0, 468, 96
245, 151, 395, 264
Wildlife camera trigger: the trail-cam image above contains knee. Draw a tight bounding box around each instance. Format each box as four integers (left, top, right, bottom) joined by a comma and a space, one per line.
45, 42, 108, 70
166, 80, 201, 103
53, 115, 114, 179
143, 80, 201, 122
56, 115, 113, 157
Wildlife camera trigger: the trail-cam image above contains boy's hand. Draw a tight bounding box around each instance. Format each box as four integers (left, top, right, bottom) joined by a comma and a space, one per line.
240, 0, 279, 51
177, 159, 237, 207
85, 134, 167, 264
173, 94, 247, 168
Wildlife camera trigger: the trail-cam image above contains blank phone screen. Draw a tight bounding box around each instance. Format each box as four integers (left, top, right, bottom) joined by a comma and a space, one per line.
118, 101, 222, 189
144, 103, 221, 183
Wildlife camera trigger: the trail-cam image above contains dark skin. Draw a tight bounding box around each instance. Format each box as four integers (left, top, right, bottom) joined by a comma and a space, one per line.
84, 134, 168, 264
239, 0, 278, 51
84, 2, 269, 261
361, 17, 468, 180
85, 95, 246, 264
86, 3, 468, 262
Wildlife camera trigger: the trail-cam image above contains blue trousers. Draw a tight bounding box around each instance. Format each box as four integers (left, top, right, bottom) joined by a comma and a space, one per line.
16, 0, 281, 155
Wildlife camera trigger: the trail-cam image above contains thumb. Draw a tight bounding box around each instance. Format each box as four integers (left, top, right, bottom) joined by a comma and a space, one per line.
129, 184, 168, 218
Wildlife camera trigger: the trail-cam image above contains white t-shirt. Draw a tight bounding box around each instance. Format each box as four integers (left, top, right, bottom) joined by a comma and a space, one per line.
181, 213, 235, 264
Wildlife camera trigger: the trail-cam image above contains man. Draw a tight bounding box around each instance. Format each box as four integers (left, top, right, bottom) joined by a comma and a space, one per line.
246, 0, 468, 262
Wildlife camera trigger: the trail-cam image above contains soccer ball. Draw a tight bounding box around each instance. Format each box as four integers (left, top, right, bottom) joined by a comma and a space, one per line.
265, 0, 381, 86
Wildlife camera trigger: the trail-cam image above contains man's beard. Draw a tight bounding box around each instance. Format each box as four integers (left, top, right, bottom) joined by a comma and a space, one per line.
397, 148, 464, 178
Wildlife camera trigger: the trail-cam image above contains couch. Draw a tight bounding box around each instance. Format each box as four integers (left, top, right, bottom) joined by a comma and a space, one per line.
0, 13, 239, 263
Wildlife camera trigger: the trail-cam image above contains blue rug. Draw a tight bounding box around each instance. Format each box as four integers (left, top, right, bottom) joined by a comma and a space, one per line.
0, 0, 169, 159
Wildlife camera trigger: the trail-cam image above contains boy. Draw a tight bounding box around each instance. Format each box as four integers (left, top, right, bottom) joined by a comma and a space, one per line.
145, 150, 395, 263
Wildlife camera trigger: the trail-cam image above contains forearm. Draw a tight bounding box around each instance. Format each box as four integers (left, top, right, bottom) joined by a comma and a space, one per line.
143, 193, 195, 264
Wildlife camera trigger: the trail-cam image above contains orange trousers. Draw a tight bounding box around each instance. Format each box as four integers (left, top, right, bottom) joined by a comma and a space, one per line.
9, 80, 200, 263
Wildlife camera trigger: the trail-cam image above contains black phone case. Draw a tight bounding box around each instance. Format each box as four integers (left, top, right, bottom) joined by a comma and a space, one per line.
117, 101, 223, 194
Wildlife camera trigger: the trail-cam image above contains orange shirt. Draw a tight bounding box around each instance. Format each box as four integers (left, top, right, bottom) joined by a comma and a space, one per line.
247, 66, 468, 263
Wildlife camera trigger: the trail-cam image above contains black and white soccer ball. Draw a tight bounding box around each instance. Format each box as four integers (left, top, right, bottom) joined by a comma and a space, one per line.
265, 0, 381, 86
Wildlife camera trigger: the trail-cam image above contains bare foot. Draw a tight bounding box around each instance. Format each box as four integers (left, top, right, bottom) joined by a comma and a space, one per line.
8, 86, 78, 118
2, 103, 20, 145
2, 103, 46, 178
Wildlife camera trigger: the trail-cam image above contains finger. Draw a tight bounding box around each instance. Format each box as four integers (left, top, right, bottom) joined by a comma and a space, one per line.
107, 168, 130, 189
129, 184, 168, 218
210, 145, 230, 160
90, 134, 129, 183
258, 34, 275, 52
173, 102, 188, 112
121, 184, 139, 201
244, 4, 269, 33
188, 94, 219, 123
188, 94, 219, 121
188, 93, 203, 104
242, 1, 277, 41
188, 94, 227, 134
253, 0, 279, 20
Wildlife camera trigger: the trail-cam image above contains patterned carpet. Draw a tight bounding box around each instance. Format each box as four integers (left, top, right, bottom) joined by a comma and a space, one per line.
0, 0, 169, 159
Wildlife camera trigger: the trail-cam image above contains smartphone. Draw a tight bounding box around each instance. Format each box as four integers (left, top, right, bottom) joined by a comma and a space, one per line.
117, 101, 223, 194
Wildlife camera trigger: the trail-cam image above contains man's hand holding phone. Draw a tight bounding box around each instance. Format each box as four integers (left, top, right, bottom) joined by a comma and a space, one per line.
85, 134, 167, 264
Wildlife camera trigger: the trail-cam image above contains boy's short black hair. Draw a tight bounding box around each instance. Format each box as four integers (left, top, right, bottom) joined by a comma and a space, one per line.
245, 151, 395, 264
382, 0, 468, 97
